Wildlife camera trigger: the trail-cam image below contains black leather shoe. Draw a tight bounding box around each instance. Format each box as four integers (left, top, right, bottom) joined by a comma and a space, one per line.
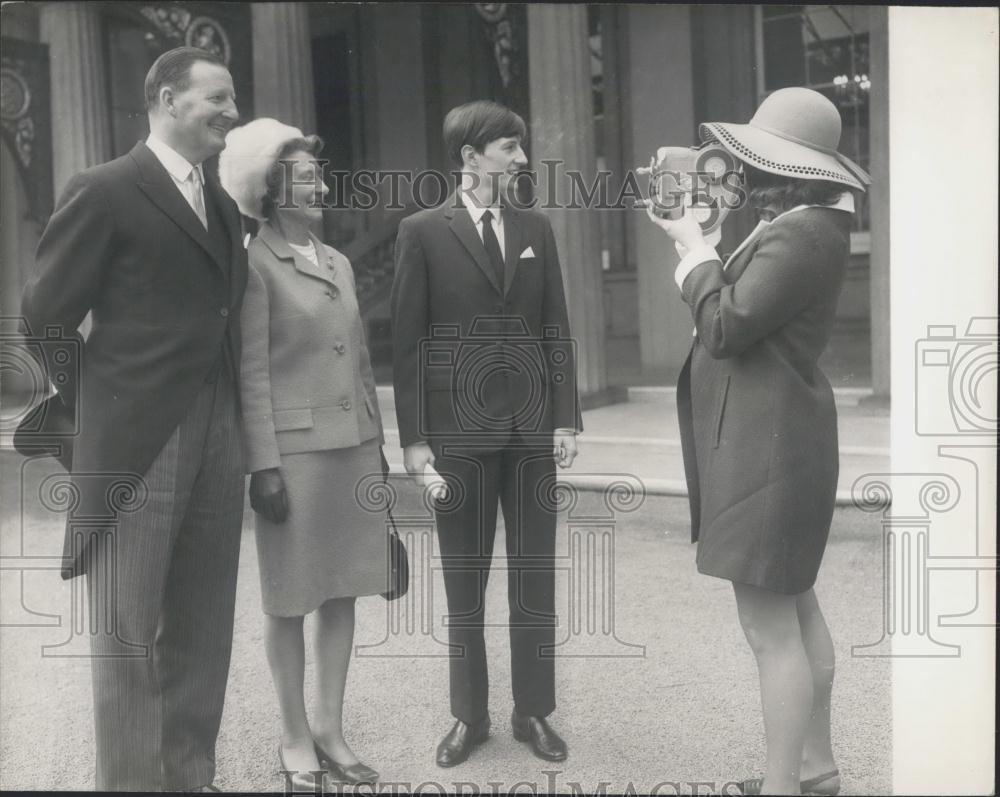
511, 711, 568, 762
435, 714, 491, 767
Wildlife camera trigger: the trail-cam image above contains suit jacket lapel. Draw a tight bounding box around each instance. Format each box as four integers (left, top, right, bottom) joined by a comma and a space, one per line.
131, 141, 228, 277
502, 208, 522, 296
443, 196, 502, 294
257, 222, 335, 287
724, 221, 769, 281
204, 168, 248, 305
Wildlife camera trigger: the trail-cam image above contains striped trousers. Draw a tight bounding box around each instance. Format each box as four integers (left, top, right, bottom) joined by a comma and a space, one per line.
84, 371, 244, 791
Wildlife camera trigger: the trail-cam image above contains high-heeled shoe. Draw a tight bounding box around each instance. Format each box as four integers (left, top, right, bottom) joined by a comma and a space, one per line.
313, 740, 379, 785
739, 769, 840, 796
801, 770, 840, 795
278, 744, 324, 792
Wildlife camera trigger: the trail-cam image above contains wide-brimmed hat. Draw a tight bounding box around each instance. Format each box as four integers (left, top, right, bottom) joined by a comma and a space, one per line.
699, 87, 871, 191
218, 118, 305, 220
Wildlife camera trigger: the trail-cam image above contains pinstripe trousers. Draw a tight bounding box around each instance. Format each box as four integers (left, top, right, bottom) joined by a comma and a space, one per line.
84, 371, 244, 791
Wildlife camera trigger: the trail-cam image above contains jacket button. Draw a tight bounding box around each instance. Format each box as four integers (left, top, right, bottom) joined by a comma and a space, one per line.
219, 307, 229, 317
493, 303, 503, 313
335, 343, 346, 354
341, 400, 352, 410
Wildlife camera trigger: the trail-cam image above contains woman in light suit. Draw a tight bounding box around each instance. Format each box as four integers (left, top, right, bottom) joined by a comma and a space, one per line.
220, 119, 385, 789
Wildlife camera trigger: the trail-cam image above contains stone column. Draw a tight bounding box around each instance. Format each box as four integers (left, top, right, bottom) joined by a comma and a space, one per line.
528, 4, 607, 397
867, 7, 891, 402
251, 3, 316, 133
39, 2, 111, 197
621, 4, 697, 382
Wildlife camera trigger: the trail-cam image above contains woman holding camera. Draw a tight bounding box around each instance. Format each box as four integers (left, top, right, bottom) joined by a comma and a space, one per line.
220, 119, 386, 789
646, 87, 870, 796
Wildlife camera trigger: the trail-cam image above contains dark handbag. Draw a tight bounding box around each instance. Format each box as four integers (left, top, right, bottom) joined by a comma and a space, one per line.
383, 510, 410, 601
379, 448, 409, 601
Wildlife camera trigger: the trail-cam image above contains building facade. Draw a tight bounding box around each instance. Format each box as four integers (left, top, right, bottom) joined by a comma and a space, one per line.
1, 2, 889, 402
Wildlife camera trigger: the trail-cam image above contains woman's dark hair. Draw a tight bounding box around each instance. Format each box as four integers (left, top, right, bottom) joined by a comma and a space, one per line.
262, 135, 325, 220
144, 47, 227, 111
443, 100, 527, 167
742, 163, 848, 215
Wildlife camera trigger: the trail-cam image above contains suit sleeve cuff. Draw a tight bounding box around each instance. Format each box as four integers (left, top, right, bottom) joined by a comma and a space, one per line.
243, 416, 282, 473
674, 244, 721, 290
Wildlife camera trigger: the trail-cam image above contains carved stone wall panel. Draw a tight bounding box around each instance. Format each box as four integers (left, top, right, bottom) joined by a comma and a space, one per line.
1, 36, 53, 222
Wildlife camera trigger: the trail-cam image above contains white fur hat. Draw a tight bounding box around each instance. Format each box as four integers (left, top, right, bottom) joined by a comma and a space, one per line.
218, 118, 305, 220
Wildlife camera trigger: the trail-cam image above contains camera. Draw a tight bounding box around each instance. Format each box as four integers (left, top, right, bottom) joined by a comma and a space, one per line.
915, 318, 998, 436
418, 315, 576, 440
644, 142, 744, 235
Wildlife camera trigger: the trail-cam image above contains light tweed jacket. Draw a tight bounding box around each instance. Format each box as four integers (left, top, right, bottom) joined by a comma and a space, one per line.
240, 221, 383, 473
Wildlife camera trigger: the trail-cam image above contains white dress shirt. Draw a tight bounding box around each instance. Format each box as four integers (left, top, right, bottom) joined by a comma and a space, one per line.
146, 134, 207, 227
287, 238, 320, 267
459, 188, 505, 259
457, 182, 576, 439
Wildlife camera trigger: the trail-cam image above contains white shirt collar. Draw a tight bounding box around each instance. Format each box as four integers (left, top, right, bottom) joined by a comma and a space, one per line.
721, 192, 855, 270
146, 133, 203, 184
458, 183, 502, 226
773, 191, 855, 223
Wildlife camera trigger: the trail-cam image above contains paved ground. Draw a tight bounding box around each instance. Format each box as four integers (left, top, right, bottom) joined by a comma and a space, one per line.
377, 386, 890, 503
1, 448, 891, 793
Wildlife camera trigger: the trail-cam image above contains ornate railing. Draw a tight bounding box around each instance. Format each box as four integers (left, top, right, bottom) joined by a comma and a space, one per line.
342, 205, 417, 317
341, 205, 419, 378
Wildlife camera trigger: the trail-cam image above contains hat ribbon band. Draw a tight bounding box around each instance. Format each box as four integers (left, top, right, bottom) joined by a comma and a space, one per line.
747, 121, 841, 157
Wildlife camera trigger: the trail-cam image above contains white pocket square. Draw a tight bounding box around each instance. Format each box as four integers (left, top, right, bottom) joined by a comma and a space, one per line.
519, 246, 536, 259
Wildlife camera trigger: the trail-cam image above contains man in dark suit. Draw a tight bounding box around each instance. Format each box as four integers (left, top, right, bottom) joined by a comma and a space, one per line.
391, 100, 582, 767
20, 47, 245, 791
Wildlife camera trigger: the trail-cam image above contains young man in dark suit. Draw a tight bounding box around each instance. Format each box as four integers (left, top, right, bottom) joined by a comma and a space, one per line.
391, 100, 582, 767
20, 47, 245, 791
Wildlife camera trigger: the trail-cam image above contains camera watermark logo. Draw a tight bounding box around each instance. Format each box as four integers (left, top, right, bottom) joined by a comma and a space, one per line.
417, 316, 579, 445
352, 461, 646, 660
1, 457, 151, 660
854, 316, 998, 659
851, 472, 962, 658
1, 319, 81, 447
915, 318, 998, 436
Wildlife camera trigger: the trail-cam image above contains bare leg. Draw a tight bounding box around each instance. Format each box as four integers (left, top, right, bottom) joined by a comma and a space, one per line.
796, 589, 841, 792
264, 614, 321, 775
734, 582, 812, 795
312, 596, 360, 766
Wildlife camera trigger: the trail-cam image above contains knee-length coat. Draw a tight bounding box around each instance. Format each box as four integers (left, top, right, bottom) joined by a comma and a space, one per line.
676, 204, 852, 594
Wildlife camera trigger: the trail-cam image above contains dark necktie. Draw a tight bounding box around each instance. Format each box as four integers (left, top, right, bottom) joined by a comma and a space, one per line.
480, 209, 505, 288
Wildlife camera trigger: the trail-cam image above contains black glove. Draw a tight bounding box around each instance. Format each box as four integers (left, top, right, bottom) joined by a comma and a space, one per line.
249, 468, 289, 524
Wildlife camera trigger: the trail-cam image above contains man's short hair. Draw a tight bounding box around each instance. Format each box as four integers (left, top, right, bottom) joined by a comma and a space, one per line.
443, 100, 526, 167
144, 47, 227, 111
